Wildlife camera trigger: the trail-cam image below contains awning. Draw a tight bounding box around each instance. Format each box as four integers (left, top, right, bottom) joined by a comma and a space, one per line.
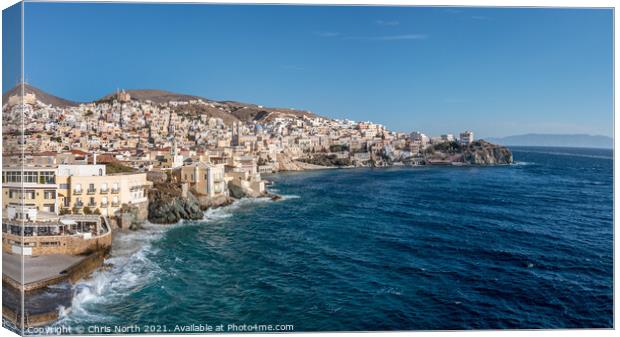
60, 219, 77, 225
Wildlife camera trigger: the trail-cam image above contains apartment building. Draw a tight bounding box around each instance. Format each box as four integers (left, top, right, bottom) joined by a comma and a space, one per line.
171, 162, 227, 198
2, 165, 58, 216
459, 131, 475, 145
56, 164, 151, 216
2, 164, 151, 218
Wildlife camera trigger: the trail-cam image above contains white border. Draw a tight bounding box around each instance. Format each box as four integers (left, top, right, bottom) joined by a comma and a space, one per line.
0, 1, 616, 337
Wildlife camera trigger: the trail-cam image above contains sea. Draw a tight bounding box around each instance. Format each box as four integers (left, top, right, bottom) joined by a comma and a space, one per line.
53, 146, 613, 332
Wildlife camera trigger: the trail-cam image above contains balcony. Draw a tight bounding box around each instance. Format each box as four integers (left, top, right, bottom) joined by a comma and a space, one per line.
111, 188, 120, 194
88, 202, 97, 207
87, 188, 97, 195
74, 202, 84, 209
111, 201, 120, 207
73, 189, 83, 195
100, 202, 109, 207
100, 188, 109, 194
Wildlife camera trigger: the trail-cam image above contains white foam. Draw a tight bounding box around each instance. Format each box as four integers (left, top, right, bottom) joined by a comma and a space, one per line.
280, 194, 300, 200
56, 223, 169, 325
58, 195, 295, 325
513, 161, 533, 166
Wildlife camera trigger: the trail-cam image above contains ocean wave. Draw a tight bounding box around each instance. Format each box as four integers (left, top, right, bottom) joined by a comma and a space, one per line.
202, 207, 233, 220
55, 223, 169, 325
280, 194, 301, 200
201, 196, 286, 221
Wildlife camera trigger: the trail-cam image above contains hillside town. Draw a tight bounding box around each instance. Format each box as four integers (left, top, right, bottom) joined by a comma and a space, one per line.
1, 86, 511, 327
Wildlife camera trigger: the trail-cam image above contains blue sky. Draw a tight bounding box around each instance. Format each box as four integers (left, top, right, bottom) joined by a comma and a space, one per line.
6, 3, 614, 138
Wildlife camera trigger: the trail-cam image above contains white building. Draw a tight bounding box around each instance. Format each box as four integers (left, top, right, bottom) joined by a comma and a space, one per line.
459, 131, 475, 145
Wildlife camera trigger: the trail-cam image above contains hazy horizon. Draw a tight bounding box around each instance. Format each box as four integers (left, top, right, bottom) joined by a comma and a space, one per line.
3, 3, 613, 138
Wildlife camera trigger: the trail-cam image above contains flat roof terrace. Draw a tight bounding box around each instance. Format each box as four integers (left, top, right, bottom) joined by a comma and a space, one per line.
3, 251, 85, 286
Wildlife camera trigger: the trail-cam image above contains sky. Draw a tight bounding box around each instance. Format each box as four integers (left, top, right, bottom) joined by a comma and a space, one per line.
4, 3, 614, 138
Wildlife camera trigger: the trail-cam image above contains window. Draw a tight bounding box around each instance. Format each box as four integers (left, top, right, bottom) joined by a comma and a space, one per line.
40, 171, 55, 184
24, 172, 38, 183
6, 171, 21, 183
44, 190, 56, 199
75, 183, 82, 191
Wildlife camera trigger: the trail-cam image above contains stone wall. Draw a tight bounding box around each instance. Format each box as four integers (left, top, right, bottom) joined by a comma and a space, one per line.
2, 230, 112, 256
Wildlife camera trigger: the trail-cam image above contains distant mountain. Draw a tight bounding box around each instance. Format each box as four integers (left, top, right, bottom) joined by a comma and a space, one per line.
486, 134, 613, 149
3, 83, 78, 107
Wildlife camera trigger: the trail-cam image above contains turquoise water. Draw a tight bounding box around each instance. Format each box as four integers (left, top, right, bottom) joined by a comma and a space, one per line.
55, 146, 613, 331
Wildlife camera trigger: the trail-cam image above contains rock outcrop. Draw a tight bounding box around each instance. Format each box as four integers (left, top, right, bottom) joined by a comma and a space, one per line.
116, 202, 149, 230
275, 151, 341, 171
462, 140, 513, 165
298, 154, 352, 167
148, 183, 203, 224
425, 140, 513, 165
194, 193, 234, 211
275, 152, 306, 171
228, 180, 264, 199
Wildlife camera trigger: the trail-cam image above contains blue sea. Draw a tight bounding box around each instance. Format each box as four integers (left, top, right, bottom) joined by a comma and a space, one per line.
56, 146, 613, 331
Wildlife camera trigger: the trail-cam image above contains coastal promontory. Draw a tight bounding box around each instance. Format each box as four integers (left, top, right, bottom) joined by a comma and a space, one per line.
425, 140, 513, 165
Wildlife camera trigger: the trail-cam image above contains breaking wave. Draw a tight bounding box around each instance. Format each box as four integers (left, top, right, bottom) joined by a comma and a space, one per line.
54, 222, 169, 325
57, 195, 296, 326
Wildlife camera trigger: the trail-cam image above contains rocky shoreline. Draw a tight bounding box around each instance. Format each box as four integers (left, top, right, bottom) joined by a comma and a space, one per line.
274, 140, 513, 171
147, 181, 280, 225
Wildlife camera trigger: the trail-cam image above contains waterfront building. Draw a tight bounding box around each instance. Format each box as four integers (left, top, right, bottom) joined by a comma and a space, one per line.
2, 211, 112, 256
171, 162, 228, 198
2, 165, 59, 215
2, 163, 151, 218
55, 164, 151, 217
459, 131, 475, 145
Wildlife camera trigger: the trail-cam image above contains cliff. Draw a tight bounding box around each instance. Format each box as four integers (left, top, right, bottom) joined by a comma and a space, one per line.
462, 140, 513, 164
426, 140, 513, 165
147, 183, 203, 224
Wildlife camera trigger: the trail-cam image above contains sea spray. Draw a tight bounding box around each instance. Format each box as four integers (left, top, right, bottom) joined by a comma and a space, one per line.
58, 196, 296, 326
55, 222, 169, 326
